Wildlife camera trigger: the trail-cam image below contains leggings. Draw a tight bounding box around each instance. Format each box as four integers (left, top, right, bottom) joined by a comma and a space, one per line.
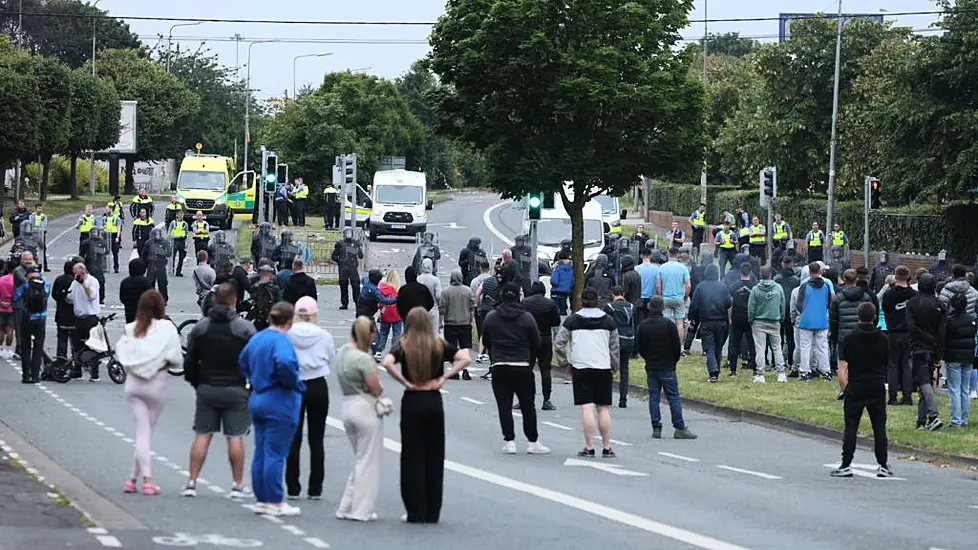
125, 369, 168, 479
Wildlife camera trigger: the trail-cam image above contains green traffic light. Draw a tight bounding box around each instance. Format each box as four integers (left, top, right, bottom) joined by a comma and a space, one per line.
528, 196, 542, 208
265, 174, 277, 184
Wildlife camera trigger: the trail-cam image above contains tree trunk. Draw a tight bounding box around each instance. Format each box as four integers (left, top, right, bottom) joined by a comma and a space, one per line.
40, 154, 51, 202
69, 155, 79, 199
123, 156, 135, 194
561, 189, 586, 313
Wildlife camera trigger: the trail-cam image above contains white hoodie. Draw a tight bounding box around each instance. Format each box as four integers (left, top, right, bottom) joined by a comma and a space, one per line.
116, 319, 183, 380
287, 322, 336, 381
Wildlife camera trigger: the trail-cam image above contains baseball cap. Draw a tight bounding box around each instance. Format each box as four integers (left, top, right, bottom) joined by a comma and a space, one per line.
259, 265, 275, 274
500, 283, 521, 301
24, 266, 39, 274
295, 296, 318, 316
239, 256, 253, 265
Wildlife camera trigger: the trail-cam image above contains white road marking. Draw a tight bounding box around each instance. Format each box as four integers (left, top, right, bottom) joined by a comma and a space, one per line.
207, 485, 226, 494
324, 416, 749, 550
542, 421, 573, 431
304, 537, 331, 548
262, 514, 284, 524
482, 201, 515, 246
281, 525, 305, 536
460, 397, 485, 405
564, 458, 650, 477
658, 452, 700, 463
87, 528, 108, 535
95, 535, 122, 547
596, 436, 633, 447
716, 465, 782, 480
439, 389, 449, 395
821, 464, 906, 481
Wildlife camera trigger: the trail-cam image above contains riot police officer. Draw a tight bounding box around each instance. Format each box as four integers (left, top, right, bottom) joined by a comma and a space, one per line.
929, 249, 952, 283
273, 230, 300, 272
144, 227, 172, 303
828, 244, 850, 273
870, 251, 896, 294
208, 230, 236, 269
554, 238, 572, 262
458, 236, 487, 286
331, 227, 363, 310
250, 222, 278, 266
16, 220, 39, 260
412, 232, 442, 275
82, 227, 109, 305
510, 234, 534, 294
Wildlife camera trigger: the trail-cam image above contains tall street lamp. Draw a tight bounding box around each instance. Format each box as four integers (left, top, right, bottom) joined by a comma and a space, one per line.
243, 40, 280, 184
292, 52, 333, 99
166, 21, 201, 72
89, 0, 104, 195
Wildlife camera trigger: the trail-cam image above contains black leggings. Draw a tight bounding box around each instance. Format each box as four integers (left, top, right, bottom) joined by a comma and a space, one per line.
491, 366, 538, 442
286, 377, 329, 498
400, 391, 445, 523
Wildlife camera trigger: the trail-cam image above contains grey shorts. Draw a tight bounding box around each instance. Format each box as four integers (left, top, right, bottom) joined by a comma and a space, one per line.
663, 299, 687, 319
194, 385, 250, 437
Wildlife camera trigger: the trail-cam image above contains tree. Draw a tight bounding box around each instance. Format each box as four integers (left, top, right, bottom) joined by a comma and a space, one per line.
0, 37, 41, 176
429, 0, 705, 307
686, 32, 760, 60
28, 55, 73, 200
65, 68, 120, 197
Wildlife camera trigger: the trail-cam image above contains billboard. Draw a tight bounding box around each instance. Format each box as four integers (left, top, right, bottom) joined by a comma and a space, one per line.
101, 100, 138, 154
779, 13, 884, 43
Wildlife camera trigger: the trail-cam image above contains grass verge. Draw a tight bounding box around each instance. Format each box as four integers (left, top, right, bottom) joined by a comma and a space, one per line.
621, 354, 978, 460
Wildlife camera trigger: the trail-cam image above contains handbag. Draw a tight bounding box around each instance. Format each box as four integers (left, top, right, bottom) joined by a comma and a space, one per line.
374, 396, 394, 417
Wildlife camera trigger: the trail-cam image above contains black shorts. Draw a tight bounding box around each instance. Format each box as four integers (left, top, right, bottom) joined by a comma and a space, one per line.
444, 324, 473, 350
572, 368, 613, 406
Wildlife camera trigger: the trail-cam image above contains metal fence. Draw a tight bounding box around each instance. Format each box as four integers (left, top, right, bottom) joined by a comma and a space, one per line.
245, 225, 369, 278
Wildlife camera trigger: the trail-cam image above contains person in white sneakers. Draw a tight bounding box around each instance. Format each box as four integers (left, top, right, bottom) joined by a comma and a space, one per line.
748, 266, 786, 383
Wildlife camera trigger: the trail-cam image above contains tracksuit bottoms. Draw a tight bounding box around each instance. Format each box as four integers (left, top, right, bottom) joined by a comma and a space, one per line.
125, 369, 168, 480
249, 389, 301, 504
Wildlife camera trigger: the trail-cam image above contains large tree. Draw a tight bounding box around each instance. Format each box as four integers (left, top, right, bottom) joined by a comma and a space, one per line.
29, 55, 73, 200
429, 0, 705, 306
65, 68, 120, 197
0, 38, 41, 200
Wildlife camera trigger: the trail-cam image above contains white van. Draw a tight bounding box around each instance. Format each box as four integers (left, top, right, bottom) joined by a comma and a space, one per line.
522, 189, 605, 270
366, 170, 432, 241
593, 194, 625, 234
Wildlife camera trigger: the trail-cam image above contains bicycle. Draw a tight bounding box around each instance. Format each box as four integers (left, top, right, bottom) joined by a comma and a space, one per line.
49, 313, 126, 384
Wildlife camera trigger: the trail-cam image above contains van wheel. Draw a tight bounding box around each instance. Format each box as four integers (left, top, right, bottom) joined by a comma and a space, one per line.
368, 226, 378, 242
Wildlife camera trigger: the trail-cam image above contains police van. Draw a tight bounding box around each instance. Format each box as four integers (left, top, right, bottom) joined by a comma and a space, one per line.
366, 170, 433, 241
521, 185, 605, 271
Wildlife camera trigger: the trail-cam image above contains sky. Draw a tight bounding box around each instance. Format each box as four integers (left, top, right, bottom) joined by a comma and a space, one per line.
99, 0, 942, 100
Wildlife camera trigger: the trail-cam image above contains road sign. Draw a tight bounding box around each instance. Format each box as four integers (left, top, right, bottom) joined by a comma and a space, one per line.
563, 458, 649, 477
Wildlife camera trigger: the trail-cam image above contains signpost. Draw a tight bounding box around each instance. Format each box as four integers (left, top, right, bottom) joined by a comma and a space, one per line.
760, 167, 777, 265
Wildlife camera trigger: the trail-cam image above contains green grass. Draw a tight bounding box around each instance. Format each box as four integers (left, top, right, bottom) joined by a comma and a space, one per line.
622, 355, 978, 460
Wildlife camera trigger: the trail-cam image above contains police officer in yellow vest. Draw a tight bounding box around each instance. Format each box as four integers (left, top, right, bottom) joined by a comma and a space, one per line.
167, 206, 190, 277
130, 187, 153, 219
738, 224, 750, 249
76, 204, 96, 256
830, 223, 848, 248
688, 203, 707, 261
100, 204, 123, 273
323, 184, 339, 230
107, 195, 125, 223
28, 204, 49, 272
191, 210, 210, 255
714, 221, 738, 276
805, 222, 825, 263
748, 215, 767, 263
164, 196, 184, 225
293, 177, 309, 226
771, 213, 792, 249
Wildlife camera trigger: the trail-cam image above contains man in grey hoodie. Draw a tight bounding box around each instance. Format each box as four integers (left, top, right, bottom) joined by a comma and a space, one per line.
939, 265, 978, 315
418, 258, 443, 335
441, 269, 475, 380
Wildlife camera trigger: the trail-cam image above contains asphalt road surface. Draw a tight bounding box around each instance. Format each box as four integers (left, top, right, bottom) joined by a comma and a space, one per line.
0, 194, 975, 549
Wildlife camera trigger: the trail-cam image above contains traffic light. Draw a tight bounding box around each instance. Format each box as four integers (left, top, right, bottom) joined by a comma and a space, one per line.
277, 163, 289, 189
869, 178, 882, 210
528, 192, 543, 220
542, 191, 555, 209
342, 154, 357, 191
761, 169, 775, 198
264, 152, 278, 193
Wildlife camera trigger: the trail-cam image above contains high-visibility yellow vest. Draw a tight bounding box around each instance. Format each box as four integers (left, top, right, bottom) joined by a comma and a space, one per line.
773, 221, 789, 240
192, 221, 210, 239
32, 214, 46, 227
738, 227, 749, 239
749, 224, 765, 244
133, 218, 154, 228
690, 210, 705, 228
108, 201, 123, 217
831, 231, 846, 246
104, 215, 121, 233
170, 221, 188, 238
78, 214, 95, 233
323, 185, 338, 196
132, 196, 153, 206
809, 230, 823, 247
718, 230, 736, 249
166, 203, 182, 212
295, 185, 309, 199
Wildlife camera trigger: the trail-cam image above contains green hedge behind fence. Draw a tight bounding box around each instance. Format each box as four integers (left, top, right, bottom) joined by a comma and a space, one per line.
649, 182, 978, 264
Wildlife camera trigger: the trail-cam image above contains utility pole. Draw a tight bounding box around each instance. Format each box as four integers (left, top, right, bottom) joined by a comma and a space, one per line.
89, 0, 104, 196
825, 0, 844, 258
293, 52, 333, 100
232, 34, 243, 166
166, 22, 201, 73
863, 176, 872, 268
699, 0, 709, 205
530, 219, 539, 282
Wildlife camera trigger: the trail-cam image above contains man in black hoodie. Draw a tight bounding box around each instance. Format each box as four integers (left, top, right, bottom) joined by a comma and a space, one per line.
119, 258, 152, 324
726, 262, 757, 376
283, 259, 318, 304
907, 273, 947, 431
482, 283, 549, 455
619, 256, 642, 307
522, 281, 561, 410
395, 265, 435, 322
881, 266, 917, 405
52, 258, 80, 363
775, 257, 800, 373
689, 264, 731, 382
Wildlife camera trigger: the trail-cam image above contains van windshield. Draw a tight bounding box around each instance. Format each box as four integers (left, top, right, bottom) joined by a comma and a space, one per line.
178, 170, 227, 191
537, 218, 603, 247
594, 195, 618, 216
375, 185, 423, 205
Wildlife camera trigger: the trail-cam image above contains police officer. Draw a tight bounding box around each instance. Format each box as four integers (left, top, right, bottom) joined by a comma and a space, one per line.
8, 200, 29, 238
250, 222, 278, 265
737, 222, 750, 250
331, 227, 363, 310
82, 227, 109, 305
293, 178, 309, 226
76, 204, 96, 256
714, 220, 737, 277
274, 182, 290, 227
870, 251, 896, 294
805, 222, 825, 263
830, 223, 849, 250
688, 203, 707, 261
510, 234, 534, 293
666, 221, 686, 250
191, 210, 210, 256
168, 207, 190, 277
107, 194, 125, 223
322, 183, 339, 230
412, 232, 442, 275
771, 213, 792, 250
929, 249, 952, 283
28, 204, 48, 272
144, 227, 172, 302
100, 204, 123, 273
208, 230, 236, 269
131, 207, 154, 260
458, 236, 487, 286
272, 230, 300, 272
748, 215, 767, 263
632, 224, 650, 253
554, 238, 572, 262
164, 196, 184, 225
16, 220, 39, 260
130, 187, 153, 219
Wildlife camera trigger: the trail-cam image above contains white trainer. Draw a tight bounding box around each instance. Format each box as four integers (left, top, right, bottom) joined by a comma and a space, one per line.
777, 372, 788, 383
752, 375, 766, 383
527, 441, 551, 455
502, 441, 517, 454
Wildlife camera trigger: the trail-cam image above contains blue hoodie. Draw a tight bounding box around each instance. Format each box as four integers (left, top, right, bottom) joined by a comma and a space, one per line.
550, 262, 573, 294
796, 276, 833, 330
239, 329, 305, 395
689, 265, 731, 323
14, 278, 51, 322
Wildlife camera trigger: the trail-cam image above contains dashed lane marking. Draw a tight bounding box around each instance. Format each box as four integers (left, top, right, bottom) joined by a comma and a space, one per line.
460, 397, 485, 405
658, 452, 700, 463
716, 465, 782, 480
541, 421, 573, 431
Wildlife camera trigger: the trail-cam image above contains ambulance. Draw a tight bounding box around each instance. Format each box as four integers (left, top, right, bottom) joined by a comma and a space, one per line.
175, 149, 254, 229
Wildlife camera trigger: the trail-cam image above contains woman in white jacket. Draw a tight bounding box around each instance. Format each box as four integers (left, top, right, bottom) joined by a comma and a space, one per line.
115, 290, 183, 495
285, 296, 336, 500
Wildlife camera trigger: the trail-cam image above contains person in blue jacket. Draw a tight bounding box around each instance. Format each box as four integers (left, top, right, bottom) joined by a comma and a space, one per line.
14, 266, 50, 383
549, 259, 573, 315
239, 301, 305, 517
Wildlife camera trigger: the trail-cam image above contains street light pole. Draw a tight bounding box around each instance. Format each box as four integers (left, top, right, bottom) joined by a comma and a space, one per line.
825, 0, 844, 250
166, 21, 201, 73
699, 0, 708, 205
244, 40, 278, 187
89, 0, 104, 195
292, 52, 333, 100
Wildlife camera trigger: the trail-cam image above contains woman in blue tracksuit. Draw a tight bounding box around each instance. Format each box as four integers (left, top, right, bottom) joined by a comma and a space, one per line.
239, 301, 305, 517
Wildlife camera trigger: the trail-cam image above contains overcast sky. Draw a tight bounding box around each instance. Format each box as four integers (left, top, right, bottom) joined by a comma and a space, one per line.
99, 0, 940, 99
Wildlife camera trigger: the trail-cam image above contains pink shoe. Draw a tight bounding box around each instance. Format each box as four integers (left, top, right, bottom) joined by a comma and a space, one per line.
123, 479, 138, 494
142, 483, 161, 496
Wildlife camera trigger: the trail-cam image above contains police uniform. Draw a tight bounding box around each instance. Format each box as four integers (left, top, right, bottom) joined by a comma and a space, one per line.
191, 220, 210, 255
107, 199, 125, 221
667, 228, 686, 250
831, 230, 848, 248
102, 212, 123, 273
293, 182, 309, 226
689, 209, 707, 258
331, 232, 363, 308
132, 216, 155, 259
806, 229, 825, 263
28, 212, 48, 271
322, 185, 339, 229
714, 227, 737, 276
77, 213, 96, 256
737, 226, 750, 249
168, 218, 190, 276
772, 220, 791, 249
130, 194, 153, 219
748, 223, 766, 262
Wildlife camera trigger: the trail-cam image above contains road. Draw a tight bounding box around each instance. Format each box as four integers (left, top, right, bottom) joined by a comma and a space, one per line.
0, 193, 975, 549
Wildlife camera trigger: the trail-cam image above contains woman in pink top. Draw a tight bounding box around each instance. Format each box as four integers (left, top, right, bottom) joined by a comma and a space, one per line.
0, 265, 15, 359
374, 270, 402, 358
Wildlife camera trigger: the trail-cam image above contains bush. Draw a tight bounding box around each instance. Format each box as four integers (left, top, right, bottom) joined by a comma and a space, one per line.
647, 180, 736, 218
22, 156, 110, 195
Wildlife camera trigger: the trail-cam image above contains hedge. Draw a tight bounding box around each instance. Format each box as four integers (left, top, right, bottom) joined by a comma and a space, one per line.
22, 157, 112, 195
648, 182, 978, 263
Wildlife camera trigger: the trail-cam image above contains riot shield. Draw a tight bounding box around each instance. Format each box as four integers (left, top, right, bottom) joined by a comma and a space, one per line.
413, 232, 440, 273
516, 249, 533, 284
258, 236, 277, 264
278, 243, 300, 270
615, 238, 640, 274
86, 238, 108, 274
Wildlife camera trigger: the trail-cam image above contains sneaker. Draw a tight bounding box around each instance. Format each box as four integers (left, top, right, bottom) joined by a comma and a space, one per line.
228, 485, 253, 500
602, 448, 616, 458
512, 403, 521, 410
478, 354, 489, 363
787, 369, 799, 379
674, 428, 698, 440
899, 397, 914, 406
181, 482, 197, 497
262, 503, 301, 517
820, 373, 834, 382
527, 441, 551, 455
830, 466, 853, 478
286, 495, 300, 501
752, 375, 766, 383
877, 465, 894, 478
728, 370, 737, 377
799, 373, 814, 381
89, 375, 100, 383
971, 391, 978, 400
652, 426, 662, 439
373, 352, 382, 361
618, 399, 627, 409
308, 495, 323, 501
142, 483, 161, 496
681, 349, 689, 357
461, 369, 471, 381
577, 448, 595, 458
502, 441, 517, 454
541, 400, 556, 411
707, 375, 719, 383
925, 416, 943, 431
123, 479, 138, 494
777, 372, 787, 383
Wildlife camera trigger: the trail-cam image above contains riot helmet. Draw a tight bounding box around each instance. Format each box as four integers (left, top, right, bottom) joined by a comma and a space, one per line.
786, 239, 796, 251
467, 236, 482, 250
151, 226, 166, 241
514, 234, 526, 248
606, 233, 621, 244
938, 249, 948, 262
213, 230, 226, 245
281, 230, 293, 246
343, 227, 354, 241
422, 232, 435, 246
831, 245, 844, 259
19, 220, 32, 237
89, 227, 103, 241
258, 222, 272, 237
878, 251, 889, 265
560, 238, 571, 251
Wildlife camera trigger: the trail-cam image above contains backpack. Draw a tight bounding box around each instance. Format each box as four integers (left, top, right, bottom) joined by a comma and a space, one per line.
731, 282, 753, 323
26, 279, 46, 314
605, 302, 635, 342
250, 283, 276, 323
